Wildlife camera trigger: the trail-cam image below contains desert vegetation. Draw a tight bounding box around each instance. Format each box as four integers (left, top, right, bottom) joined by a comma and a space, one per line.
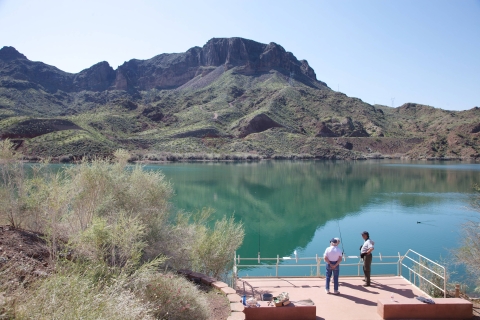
454, 184, 480, 294
0, 139, 243, 319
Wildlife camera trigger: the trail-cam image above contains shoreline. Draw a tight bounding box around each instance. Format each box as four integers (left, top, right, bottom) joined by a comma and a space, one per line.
19, 153, 480, 164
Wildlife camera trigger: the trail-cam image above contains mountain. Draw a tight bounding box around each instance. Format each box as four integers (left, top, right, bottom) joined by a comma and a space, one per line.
0, 38, 479, 161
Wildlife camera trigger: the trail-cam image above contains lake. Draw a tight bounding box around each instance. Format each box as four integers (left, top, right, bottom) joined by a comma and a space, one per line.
143, 160, 480, 283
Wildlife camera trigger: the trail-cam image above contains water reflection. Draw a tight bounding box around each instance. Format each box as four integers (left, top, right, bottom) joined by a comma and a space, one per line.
146, 160, 480, 262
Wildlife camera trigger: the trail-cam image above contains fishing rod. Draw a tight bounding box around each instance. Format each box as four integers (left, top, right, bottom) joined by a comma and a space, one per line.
256, 191, 261, 263
258, 225, 261, 261
336, 220, 345, 256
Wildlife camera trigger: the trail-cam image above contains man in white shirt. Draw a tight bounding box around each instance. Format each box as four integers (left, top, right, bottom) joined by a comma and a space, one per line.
360, 231, 374, 287
323, 238, 342, 294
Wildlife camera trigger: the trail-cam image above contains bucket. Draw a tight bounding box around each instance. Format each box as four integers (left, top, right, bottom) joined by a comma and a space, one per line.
262, 293, 273, 301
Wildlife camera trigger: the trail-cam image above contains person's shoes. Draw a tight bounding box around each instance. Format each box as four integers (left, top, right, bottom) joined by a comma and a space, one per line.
333, 291, 340, 295
362, 279, 367, 282
325, 289, 330, 294
363, 284, 371, 287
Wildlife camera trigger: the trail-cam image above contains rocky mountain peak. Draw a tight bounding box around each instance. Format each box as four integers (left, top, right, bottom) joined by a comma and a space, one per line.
0, 38, 326, 93
0, 46, 27, 61
199, 38, 318, 82
73, 61, 116, 91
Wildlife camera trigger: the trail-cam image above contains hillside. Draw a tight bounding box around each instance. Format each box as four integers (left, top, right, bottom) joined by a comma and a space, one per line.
1, 38, 479, 161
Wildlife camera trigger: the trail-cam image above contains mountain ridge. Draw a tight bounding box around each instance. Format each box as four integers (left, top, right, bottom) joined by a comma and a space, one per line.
0, 37, 479, 161
0, 37, 325, 94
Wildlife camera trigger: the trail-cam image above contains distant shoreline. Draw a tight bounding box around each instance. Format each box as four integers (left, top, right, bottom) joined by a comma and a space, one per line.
20, 154, 479, 164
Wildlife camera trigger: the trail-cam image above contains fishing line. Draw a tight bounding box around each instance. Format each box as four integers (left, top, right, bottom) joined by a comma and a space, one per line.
258, 226, 261, 256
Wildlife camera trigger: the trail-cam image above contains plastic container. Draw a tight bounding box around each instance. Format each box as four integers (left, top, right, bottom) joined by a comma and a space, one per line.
262, 293, 273, 301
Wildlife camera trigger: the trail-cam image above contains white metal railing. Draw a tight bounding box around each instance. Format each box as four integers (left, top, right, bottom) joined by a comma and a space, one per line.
233, 249, 446, 297
399, 249, 446, 298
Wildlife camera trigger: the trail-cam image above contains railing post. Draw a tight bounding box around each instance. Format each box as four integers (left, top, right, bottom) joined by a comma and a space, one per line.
316, 254, 319, 277
258, 252, 260, 264
444, 268, 447, 298
398, 252, 401, 277
233, 251, 237, 288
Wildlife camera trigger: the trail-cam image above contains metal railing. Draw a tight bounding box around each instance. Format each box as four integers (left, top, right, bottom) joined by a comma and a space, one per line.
233, 249, 446, 297
399, 249, 446, 298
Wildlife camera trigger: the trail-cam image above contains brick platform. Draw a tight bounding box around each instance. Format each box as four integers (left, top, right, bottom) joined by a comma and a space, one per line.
378, 297, 473, 319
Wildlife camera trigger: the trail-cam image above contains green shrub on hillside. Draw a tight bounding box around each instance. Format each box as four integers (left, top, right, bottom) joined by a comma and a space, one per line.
133, 272, 210, 320
0, 139, 29, 228
0, 141, 243, 319
16, 264, 153, 320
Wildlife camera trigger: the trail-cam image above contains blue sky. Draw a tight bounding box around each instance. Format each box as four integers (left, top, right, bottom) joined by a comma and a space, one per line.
0, 0, 479, 111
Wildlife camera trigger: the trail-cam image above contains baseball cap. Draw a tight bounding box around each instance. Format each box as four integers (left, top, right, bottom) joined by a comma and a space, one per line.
330, 238, 338, 243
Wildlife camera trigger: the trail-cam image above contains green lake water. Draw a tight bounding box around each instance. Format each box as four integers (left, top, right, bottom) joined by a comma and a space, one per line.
142, 160, 480, 281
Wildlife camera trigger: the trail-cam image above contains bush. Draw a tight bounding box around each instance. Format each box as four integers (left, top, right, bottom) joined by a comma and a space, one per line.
15, 264, 153, 320
161, 209, 244, 279
0, 139, 28, 228
191, 214, 245, 278
0, 144, 245, 318
133, 272, 210, 320
414, 258, 446, 298
453, 184, 480, 292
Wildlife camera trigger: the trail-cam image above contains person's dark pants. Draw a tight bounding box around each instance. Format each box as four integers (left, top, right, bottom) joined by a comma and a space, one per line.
363, 254, 372, 285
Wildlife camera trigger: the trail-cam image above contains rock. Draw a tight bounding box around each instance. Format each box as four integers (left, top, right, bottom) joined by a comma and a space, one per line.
470, 123, 480, 134
201, 276, 217, 285
59, 155, 73, 163
316, 122, 337, 137
340, 117, 355, 131
73, 61, 116, 91
171, 127, 222, 138
115, 99, 138, 110
349, 129, 370, 137
343, 142, 354, 150
0, 119, 83, 139
1, 38, 325, 94
238, 114, 283, 138
0, 46, 27, 61
141, 106, 164, 122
